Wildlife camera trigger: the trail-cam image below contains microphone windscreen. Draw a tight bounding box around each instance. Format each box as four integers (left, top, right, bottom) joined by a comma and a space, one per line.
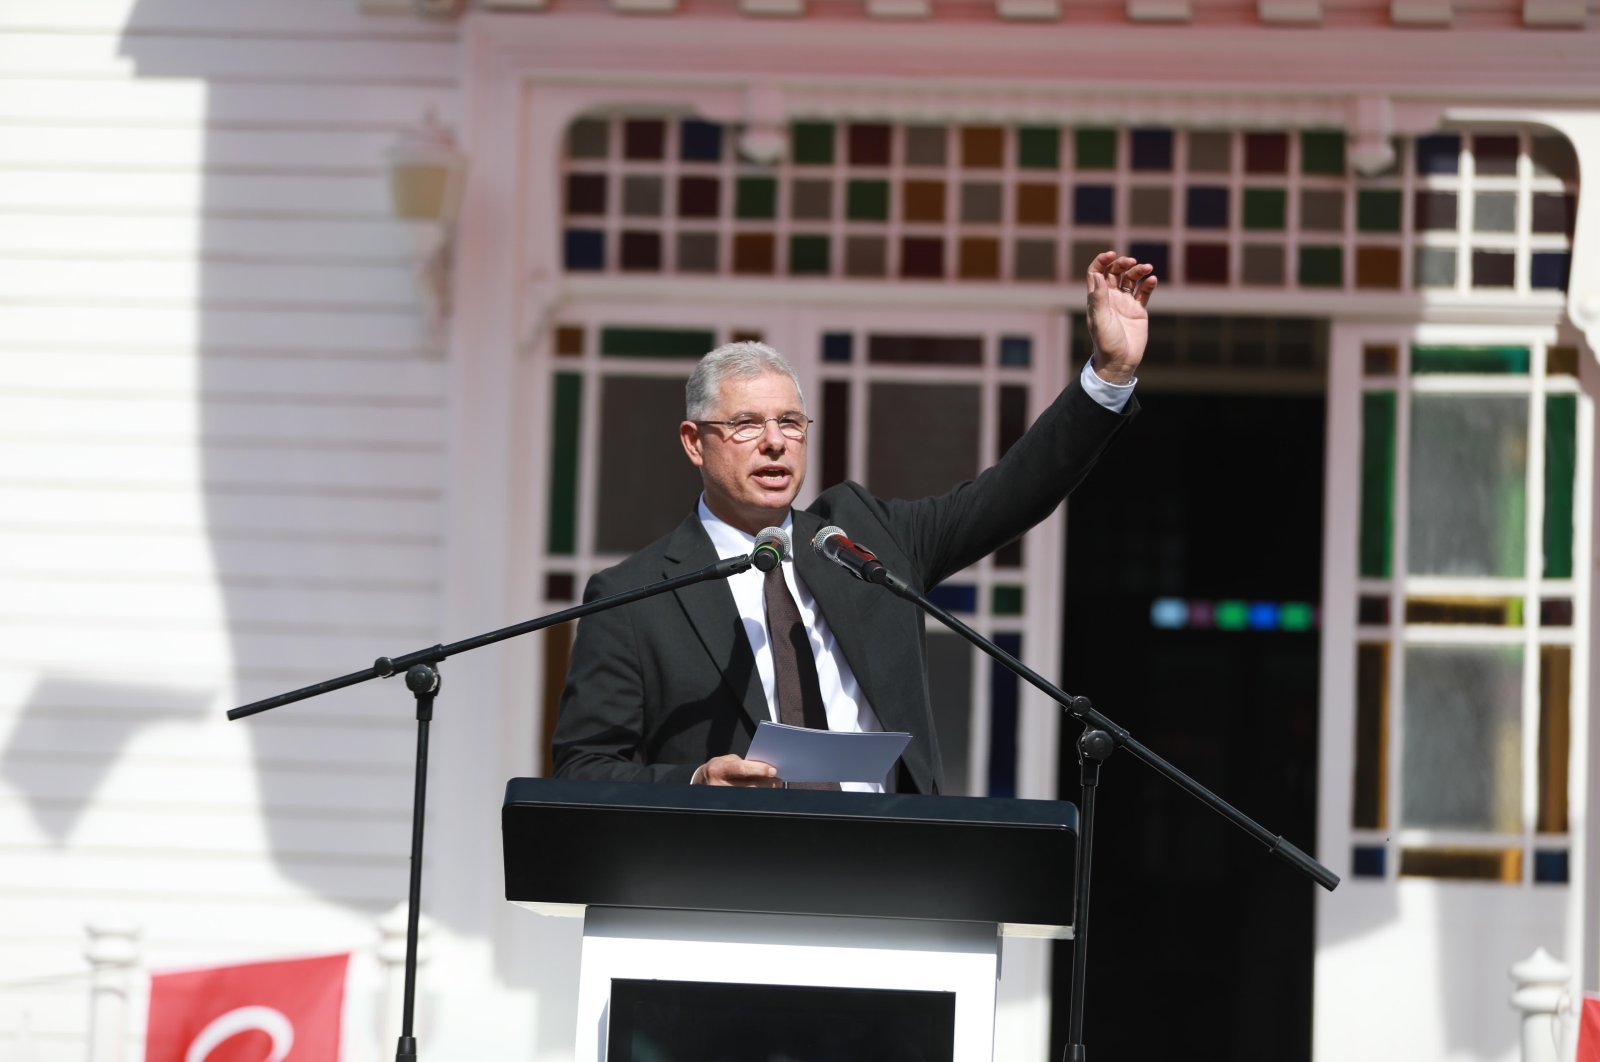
755, 525, 792, 561
812, 525, 845, 556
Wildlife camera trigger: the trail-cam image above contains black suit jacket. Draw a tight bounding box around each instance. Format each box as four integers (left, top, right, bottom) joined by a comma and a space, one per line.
550, 375, 1135, 794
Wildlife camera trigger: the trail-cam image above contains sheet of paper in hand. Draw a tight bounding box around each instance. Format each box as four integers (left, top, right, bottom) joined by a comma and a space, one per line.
745, 721, 911, 784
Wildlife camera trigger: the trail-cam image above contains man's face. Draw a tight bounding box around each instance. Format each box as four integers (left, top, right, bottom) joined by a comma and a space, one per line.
680, 370, 808, 535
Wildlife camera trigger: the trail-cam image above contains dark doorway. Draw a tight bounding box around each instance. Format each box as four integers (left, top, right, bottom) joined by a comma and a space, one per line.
1051, 387, 1325, 1061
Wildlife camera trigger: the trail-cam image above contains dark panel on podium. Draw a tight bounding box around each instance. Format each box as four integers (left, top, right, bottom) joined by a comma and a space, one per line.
502, 777, 1077, 929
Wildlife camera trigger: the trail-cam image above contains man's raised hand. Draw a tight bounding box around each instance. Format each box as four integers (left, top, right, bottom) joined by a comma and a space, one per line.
1085, 250, 1158, 386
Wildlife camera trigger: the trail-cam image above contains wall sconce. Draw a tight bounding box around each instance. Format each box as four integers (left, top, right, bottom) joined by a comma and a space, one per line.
387, 111, 467, 344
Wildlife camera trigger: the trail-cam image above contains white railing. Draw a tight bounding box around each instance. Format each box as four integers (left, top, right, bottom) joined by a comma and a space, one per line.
1510, 947, 1577, 1062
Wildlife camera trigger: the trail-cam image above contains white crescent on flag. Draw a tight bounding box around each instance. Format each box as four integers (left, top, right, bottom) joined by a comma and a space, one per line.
184, 1005, 295, 1062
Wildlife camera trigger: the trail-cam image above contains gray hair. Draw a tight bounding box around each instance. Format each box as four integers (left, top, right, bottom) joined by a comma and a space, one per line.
684, 341, 806, 420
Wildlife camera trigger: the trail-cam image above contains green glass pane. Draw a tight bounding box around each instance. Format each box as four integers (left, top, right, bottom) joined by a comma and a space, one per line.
600, 327, 715, 358
735, 176, 777, 220
1544, 394, 1576, 579
1302, 130, 1346, 175
1018, 127, 1060, 169
548, 372, 582, 556
1409, 394, 1527, 578
847, 180, 890, 221
789, 234, 830, 275
1360, 392, 1396, 579
993, 585, 1024, 615
1075, 128, 1117, 170
1411, 346, 1530, 375
1357, 189, 1403, 233
1242, 188, 1286, 231
1299, 245, 1343, 287
791, 121, 834, 165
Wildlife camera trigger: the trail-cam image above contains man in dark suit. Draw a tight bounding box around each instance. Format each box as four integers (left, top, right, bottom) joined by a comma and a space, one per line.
551, 251, 1157, 793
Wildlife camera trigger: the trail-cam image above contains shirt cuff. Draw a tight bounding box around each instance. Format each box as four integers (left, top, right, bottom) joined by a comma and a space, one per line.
1080, 359, 1137, 413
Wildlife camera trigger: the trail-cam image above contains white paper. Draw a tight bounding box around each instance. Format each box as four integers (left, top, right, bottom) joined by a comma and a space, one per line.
745, 721, 912, 784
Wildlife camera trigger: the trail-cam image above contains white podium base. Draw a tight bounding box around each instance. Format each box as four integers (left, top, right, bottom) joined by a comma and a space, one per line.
574, 907, 1002, 1061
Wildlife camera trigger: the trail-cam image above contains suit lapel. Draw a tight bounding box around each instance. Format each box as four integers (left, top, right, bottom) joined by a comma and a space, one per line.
661, 512, 769, 731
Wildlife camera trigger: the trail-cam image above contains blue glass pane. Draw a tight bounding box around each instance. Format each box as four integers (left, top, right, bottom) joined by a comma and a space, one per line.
1534, 850, 1569, 883
1532, 253, 1572, 290
1353, 845, 1386, 877
1131, 128, 1173, 171
1073, 185, 1115, 225
999, 335, 1032, 367
1248, 602, 1279, 630
1416, 135, 1460, 175
1186, 186, 1230, 228
1128, 241, 1169, 280
927, 583, 978, 613
680, 120, 723, 162
988, 632, 1022, 799
822, 332, 853, 362
564, 229, 605, 270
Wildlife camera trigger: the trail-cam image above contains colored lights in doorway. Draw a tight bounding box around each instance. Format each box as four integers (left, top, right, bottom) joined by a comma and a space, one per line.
1150, 597, 1319, 632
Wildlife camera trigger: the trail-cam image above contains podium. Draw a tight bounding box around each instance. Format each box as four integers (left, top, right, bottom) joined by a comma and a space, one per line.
502, 778, 1077, 1062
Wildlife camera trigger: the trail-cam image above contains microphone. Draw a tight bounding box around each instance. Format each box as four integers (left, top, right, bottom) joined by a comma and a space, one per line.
811, 525, 887, 584
752, 526, 790, 572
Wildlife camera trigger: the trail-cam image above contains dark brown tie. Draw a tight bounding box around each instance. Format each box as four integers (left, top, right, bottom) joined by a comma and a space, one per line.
763, 564, 840, 790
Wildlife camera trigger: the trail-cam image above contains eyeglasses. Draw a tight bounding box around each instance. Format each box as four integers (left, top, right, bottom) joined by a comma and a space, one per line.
696, 414, 812, 442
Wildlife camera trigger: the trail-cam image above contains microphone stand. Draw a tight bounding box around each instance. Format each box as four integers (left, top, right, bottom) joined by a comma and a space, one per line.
861, 565, 1338, 1062
227, 552, 757, 1062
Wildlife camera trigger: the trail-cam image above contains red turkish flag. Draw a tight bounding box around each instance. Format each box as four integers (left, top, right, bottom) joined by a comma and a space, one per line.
1580, 994, 1600, 1062
145, 953, 348, 1062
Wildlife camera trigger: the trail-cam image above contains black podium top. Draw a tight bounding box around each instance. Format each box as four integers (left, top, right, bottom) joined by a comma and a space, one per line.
502, 778, 1077, 935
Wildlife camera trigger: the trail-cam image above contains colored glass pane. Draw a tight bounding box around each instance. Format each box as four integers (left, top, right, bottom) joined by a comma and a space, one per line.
1404, 597, 1522, 626
868, 335, 983, 365
845, 236, 886, 277
735, 177, 777, 220
1188, 131, 1231, 173
1130, 187, 1171, 227
1474, 193, 1516, 233
1471, 251, 1515, 287
1018, 126, 1060, 169
1415, 248, 1456, 288
928, 583, 978, 613
564, 229, 604, 271
1363, 343, 1398, 376
905, 126, 947, 167
1401, 646, 1522, 833
554, 325, 584, 356
848, 123, 892, 166
1534, 851, 1570, 884
600, 327, 715, 358
999, 337, 1032, 368
596, 376, 704, 553
1548, 346, 1580, 376
821, 380, 851, 488
679, 120, 723, 162
791, 179, 833, 220
732, 233, 775, 274
1357, 190, 1402, 232
1242, 188, 1286, 230
548, 372, 582, 555
791, 121, 835, 165
623, 119, 665, 160
677, 176, 720, 218
959, 237, 1000, 280
1415, 134, 1460, 175
566, 173, 606, 215
1474, 134, 1518, 175
1130, 129, 1173, 171
1409, 394, 1527, 577
1074, 185, 1115, 225
1531, 136, 1579, 181
1544, 393, 1576, 578
1241, 245, 1284, 286
789, 234, 830, 275
998, 384, 1028, 454
1186, 186, 1229, 228
622, 175, 662, 217
1537, 646, 1571, 833
545, 572, 575, 601
1075, 128, 1117, 170
1355, 247, 1402, 290
1414, 191, 1457, 231
866, 381, 980, 500
1411, 345, 1529, 374
1360, 391, 1395, 578
567, 118, 608, 159
1016, 183, 1058, 225
847, 180, 890, 221
1357, 595, 1389, 625
822, 332, 853, 362
676, 232, 718, 273
619, 231, 661, 271
1128, 241, 1169, 281
900, 237, 944, 279
1244, 132, 1289, 174
1301, 130, 1345, 175
961, 127, 1005, 169
1185, 244, 1229, 284
1298, 246, 1342, 287
903, 180, 946, 223
1400, 848, 1521, 882
1352, 846, 1386, 878
993, 585, 1025, 615
1014, 240, 1057, 281
1300, 189, 1344, 231
988, 632, 1022, 798
925, 632, 974, 796
1532, 194, 1575, 236
1531, 253, 1571, 290
961, 183, 1002, 223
